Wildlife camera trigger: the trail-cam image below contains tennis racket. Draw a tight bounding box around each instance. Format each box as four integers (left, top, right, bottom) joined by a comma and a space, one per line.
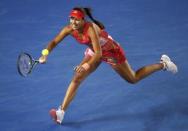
17, 52, 39, 77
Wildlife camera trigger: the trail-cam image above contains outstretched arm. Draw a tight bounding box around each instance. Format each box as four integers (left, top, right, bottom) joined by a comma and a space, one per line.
39, 26, 72, 63
46, 26, 71, 52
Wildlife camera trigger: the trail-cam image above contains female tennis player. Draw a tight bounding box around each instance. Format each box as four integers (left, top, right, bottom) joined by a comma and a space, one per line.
39, 7, 178, 124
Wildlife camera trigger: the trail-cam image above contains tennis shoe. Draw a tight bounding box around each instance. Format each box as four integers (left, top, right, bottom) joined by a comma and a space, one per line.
50, 108, 65, 124
160, 54, 178, 74
56, 108, 65, 124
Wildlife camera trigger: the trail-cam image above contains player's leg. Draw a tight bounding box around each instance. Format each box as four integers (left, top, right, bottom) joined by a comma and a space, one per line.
61, 56, 101, 111
50, 55, 101, 124
111, 60, 163, 84
111, 54, 178, 84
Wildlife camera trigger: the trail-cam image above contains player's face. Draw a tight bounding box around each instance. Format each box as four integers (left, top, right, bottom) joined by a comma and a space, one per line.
70, 17, 84, 30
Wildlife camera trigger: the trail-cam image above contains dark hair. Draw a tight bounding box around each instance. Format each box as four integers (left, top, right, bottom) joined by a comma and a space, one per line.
73, 7, 105, 29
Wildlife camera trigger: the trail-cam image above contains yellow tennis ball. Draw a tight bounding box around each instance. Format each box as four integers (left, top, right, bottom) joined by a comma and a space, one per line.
42, 49, 49, 56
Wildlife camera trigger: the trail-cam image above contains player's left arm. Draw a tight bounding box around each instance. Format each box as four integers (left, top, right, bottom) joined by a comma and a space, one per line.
86, 25, 102, 66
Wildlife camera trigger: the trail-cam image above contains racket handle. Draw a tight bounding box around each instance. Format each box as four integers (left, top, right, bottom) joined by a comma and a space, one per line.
35, 60, 39, 63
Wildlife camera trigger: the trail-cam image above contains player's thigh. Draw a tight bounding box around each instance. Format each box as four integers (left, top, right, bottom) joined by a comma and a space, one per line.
73, 56, 101, 83
111, 61, 136, 82
80, 55, 101, 73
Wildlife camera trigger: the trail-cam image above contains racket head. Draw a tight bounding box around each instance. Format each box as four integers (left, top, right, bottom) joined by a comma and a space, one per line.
17, 52, 34, 77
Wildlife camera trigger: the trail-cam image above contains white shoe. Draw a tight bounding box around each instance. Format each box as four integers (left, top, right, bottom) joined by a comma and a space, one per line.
160, 54, 178, 74
56, 108, 65, 124
50, 107, 65, 124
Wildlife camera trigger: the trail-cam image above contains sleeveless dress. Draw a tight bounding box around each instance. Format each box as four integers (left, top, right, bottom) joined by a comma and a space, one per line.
70, 22, 126, 65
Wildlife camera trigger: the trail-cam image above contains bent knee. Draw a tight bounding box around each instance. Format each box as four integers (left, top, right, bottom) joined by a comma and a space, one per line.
72, 73, 86, 84
127, 78, 139, 84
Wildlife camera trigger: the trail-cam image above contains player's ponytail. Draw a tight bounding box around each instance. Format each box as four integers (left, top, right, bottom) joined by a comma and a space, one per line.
83, 8, 105, 30
72, 7, 105, 29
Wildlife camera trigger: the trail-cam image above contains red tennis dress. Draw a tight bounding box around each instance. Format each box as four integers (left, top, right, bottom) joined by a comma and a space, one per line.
70, 22, 126, 65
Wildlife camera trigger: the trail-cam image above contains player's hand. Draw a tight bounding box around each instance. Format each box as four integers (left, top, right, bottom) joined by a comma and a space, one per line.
39, 55, 47, 64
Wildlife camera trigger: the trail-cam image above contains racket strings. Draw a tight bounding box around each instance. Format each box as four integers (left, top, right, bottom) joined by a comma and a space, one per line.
17, 53, 34, 77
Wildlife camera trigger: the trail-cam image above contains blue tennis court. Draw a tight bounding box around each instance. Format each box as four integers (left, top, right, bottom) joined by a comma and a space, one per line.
0, 0, 188, 131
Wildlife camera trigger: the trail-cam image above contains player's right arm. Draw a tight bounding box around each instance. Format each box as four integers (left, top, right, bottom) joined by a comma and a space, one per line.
39, 26, 72, 63
46, 26, 72, 52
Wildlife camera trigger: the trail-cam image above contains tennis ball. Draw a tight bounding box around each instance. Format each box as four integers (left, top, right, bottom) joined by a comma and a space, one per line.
42, 49, 49, 56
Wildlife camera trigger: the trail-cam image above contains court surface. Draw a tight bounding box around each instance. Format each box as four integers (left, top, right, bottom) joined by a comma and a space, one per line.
0, 0, 188, 131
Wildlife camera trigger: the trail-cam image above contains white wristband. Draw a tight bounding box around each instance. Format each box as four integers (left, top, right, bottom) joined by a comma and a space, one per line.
81, 63, 90, 71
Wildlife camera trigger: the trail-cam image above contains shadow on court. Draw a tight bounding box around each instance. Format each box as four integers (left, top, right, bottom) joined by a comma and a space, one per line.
63, 98, 188, 131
